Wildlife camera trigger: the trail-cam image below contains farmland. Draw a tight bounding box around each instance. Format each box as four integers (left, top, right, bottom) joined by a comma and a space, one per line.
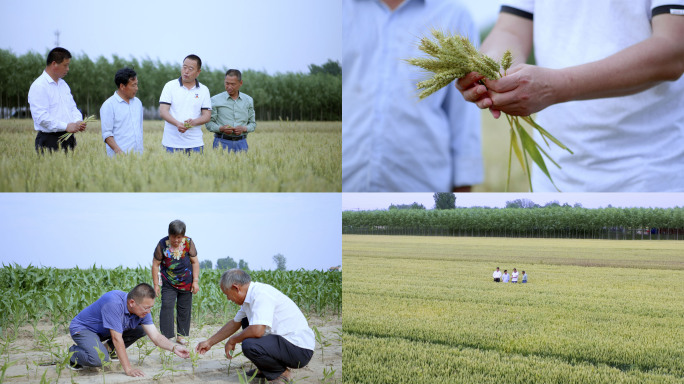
0, 265, 341, 383
0, 119, 341, 192
343, 235, 684, 383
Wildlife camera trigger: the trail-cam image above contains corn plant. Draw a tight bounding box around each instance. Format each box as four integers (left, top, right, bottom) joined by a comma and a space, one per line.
236, 367, 259, 384
313, 325, 331, 363
0, 359, 18, 382
94, 346, 111, 384
136, 335, 156, 365
320, 366, 337, 383
407, 29, 573, 191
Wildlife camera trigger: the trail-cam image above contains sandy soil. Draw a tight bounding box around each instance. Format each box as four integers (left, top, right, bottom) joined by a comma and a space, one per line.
2, 316, 340, 383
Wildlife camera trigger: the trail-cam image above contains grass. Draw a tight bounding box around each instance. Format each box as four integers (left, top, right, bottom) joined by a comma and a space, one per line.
342, 235, 684, 383
0, 119, 341, 192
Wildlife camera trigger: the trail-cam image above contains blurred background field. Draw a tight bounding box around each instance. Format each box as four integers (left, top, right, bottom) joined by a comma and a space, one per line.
474, 110, 528, 192
0, 119, 340, 192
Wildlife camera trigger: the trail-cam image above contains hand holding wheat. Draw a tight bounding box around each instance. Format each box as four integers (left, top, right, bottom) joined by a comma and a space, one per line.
58, 115, 96, 145
406, 29, 573, 191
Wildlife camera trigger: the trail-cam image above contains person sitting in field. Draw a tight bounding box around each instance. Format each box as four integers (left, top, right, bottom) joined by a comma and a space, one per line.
68, 283, 190, 377
511, 268, 519, 283
522, 271, 528, 283
502, 270, 510, 283
195, 269, 314, 383
493, 267, 502, 282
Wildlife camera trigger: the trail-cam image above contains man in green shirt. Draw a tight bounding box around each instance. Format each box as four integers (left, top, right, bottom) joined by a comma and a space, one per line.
205, 69, 256, 152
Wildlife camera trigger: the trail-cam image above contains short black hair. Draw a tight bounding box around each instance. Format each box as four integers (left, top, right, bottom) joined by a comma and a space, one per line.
168, 219, 186, 236
225, 69, 242, 81
184, 54, 202, 70
114, 67, 137, 88
127, 283, 156, 301
46, 47, 71, 66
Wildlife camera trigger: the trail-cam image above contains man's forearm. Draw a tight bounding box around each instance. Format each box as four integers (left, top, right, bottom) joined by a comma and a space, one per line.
104, 136, 122, 153
208, 320, 241, 346
112, 335, 133, 372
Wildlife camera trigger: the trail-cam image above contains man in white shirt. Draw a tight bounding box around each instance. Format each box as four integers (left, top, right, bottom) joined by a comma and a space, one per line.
456, 1, 684, 191
196, 269, 314, 383
511, 268, 519, 283
100, 68, 143, 157
28, 47, 87, 153
159, 54, 211, 153
493, 267, 502, 282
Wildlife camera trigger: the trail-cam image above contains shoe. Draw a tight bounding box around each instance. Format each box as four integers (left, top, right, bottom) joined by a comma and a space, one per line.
176, 336, 188, 346
268, 375, 293, 384
245, 368, 266, 378
68, 361, 83, 371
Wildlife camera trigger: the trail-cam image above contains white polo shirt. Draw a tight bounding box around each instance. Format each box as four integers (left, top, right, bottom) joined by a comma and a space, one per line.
234, 282, 315, 351
159, 77, 211, 148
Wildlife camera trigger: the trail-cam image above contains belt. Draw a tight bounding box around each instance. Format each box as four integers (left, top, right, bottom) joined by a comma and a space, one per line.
215, 133, 245, 141
38, 131, 66, 136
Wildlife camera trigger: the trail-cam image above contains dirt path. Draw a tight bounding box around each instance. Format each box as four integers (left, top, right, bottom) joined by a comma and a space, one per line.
2, 316, 340, 383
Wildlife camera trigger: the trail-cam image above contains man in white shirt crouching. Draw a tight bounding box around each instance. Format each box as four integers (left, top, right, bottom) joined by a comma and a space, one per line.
196, 269, 314, 383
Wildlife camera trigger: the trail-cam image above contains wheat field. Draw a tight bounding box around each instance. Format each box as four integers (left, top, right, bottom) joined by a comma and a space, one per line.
0, 119, 341, 192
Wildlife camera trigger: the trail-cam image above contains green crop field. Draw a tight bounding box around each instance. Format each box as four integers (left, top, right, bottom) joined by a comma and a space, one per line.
0, 119, 340, 192
343, 235, 684, 383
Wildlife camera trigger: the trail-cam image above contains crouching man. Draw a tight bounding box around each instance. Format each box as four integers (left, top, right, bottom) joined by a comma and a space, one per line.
68, 283, 190, 377
195, 269, 314, 383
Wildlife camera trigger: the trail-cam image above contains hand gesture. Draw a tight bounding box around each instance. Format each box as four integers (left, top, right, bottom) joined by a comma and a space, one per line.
173, 345, 190, 358
124, 367, 145, 377
225, 339, 237, 359
191, 281, 200, 294
195, 340, 212, 355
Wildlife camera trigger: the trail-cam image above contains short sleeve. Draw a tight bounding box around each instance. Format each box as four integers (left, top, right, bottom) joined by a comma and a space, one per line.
233, 306, 247, 323
249, 292, 276, 328
153, 240, 164, 261
201, 87, 212, 110
188, 238, 197, 257
159, 82, 172, 104
141, 313, 153, 325
500, 0, 534, 19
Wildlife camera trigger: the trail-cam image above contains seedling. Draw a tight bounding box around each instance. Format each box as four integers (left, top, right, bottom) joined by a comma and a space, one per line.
94, 346, 111, 384
313, 326, 331, 363
136, 336, 156, 365
236, 367, 258, 384
320, 366, 337, 383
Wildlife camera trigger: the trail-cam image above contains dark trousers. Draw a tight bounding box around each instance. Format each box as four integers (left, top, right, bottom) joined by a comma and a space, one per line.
35, 131, 76, 153
239, 318, 313, 380
70, 326, 145, 367
160, 279, 193, 338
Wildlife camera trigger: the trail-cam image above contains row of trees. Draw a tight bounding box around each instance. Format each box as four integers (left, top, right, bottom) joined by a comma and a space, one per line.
343, 206, 684, 240
0, 49, 341, 121
199, 253, 287, 271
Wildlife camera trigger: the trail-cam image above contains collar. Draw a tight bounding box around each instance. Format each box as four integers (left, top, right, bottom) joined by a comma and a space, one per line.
178, 77, 200, 89
226, 91, 241, 101
113, 91, 129, 103
43, 70, 58, 84
243, 282, 254, 305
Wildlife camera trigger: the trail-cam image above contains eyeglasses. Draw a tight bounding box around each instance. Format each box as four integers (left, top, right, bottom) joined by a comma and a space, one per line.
137, 302, 154, 312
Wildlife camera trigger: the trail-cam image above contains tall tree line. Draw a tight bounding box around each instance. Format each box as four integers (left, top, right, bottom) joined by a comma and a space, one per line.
342, 206, 684, 240
0, 49, 341, 121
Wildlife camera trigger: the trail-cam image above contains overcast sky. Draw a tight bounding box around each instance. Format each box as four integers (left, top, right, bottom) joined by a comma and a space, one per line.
0, 193, 341, 270
0, 0, 341, 74
342, 193, 684, 211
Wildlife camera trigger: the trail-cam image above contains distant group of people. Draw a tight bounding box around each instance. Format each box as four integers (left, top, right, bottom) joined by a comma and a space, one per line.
28, 47, 256, 156
492, 267, 527, 284
67, 220, 312, 383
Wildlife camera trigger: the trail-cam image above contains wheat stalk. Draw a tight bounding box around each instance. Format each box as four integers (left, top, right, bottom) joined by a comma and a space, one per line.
406, 29, 573, 191
57, 115, 97, 145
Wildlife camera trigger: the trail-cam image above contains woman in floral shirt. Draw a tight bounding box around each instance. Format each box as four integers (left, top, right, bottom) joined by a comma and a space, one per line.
152, 220, 199, 345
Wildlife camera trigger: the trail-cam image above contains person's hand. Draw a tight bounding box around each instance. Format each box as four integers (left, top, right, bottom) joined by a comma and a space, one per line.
154, 285, 160, 297
173, 345, 190, 358
124, 367, 145, 377
66, 122, 81, 133
455, 72, 501, 119
483, 64, 560, 117
78, 121, 87, 131
195, 340, 212, 355
219, 125, 235, 134
191, 281, 199, 294
225, 338, 236, 359
233, 126, 247, 135
114, 148, 124, 155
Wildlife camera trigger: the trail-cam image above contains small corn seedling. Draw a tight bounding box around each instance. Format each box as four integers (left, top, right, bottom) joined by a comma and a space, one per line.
94, 346, 111, 384
320, 366, 337, 383
226, 349, 243, 376
153, 348, 186, 381
236, 367, 258, 384
313, 326, 331, 363
407, 29, 573, 191
136, 336, 156, 365
58, 115, 97, 145
0, 359, 18, 382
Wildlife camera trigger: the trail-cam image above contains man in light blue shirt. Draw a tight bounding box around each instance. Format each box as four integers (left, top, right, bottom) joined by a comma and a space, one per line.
100, 68, 144, 157
342, 0, 483, 192
205, 69, 256, 152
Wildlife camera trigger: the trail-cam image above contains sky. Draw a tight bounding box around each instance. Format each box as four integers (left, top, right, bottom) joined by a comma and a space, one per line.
342, 193, 684, 211
0, 0, 341, 75
0, 193, 341, 270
